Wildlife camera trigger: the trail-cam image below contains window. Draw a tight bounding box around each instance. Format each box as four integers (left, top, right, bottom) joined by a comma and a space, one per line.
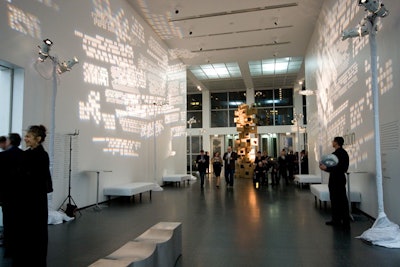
0, 64, 13, 134
211, 91, 245, 127
254, 88, 294, 126
187, 93, 202, 128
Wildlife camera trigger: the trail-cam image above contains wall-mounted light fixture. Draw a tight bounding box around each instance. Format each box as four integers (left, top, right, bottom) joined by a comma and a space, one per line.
38, 39, 53, 62
36, 38, 79, 74
358, 0, 388, 17
57, 57, 79, 74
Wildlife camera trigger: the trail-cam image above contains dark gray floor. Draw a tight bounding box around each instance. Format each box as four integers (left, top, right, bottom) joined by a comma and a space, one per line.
1, 177, 400, 267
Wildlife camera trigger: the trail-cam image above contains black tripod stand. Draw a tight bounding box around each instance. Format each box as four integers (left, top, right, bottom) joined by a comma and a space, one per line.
59, 130, 80, 216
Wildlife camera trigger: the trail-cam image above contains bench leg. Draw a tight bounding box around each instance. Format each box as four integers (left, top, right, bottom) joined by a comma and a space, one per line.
139, 193, 142, 202
150, 190, 152, 200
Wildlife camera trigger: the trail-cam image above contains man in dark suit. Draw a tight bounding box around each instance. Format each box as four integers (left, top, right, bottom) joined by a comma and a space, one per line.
196, 150, 209, 189
319, 136, 350, 230
223, 146, 238, 188
0, 133, 24, 258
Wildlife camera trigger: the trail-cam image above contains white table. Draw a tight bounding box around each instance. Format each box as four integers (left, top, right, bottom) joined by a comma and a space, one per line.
294, 174, 322, 188
86, 170, 112, 211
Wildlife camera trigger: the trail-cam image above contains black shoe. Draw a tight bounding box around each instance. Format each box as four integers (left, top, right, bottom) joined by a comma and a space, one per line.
325, 221, 341, 226
342, 223, 351, 231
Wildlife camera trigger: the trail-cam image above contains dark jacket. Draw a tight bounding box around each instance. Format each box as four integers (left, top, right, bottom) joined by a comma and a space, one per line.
223, 151, 238, 170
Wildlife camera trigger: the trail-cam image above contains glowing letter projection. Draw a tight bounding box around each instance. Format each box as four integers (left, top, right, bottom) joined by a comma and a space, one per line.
76, 0, 186, 157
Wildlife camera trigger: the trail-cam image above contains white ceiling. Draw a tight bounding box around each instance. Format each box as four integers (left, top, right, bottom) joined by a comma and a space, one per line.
126, 0, 323, 93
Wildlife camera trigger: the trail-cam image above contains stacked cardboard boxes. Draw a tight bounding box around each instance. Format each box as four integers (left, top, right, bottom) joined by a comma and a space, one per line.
234, 104, 258, 179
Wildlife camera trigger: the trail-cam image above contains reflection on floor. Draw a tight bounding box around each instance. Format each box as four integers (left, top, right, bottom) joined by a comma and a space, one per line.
1, 176, 400, 267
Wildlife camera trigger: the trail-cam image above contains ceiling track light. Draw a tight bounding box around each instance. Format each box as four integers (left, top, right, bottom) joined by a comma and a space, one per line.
169, 3, 298, 22
191, 41, 290, 53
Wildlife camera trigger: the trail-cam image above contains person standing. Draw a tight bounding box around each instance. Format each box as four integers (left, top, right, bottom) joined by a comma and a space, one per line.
211, 152, 223, 188
0, 133, 24, 259
0, 136, 6, 151
12, 125, 53, 267
254, 161, 266, 188
223, 146, 238, 188
300, 150, 309, 174
286, 150, 295, 181
319, 136, 350, 230
196, 149, 209, 189
278, 150, 288, 185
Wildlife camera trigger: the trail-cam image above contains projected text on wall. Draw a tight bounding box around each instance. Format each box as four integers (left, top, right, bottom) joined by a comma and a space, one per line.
76, 0, 186, 156
313, 0, 394, 168
6, 0, 186, 157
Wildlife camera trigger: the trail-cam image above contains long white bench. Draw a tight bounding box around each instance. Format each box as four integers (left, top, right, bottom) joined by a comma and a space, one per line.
162, 174, 196, 187
104, 182, 163, 202
294, 174, 322, 188
310, 184, 361, 209
89, 241, 157, 267
89, 222, 182, 267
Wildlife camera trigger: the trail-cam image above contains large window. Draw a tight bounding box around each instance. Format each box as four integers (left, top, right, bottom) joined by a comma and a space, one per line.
211, 91, 246, 127
0, 64, 13, 134
254, 88, 294, 126
187, 93, 202, 128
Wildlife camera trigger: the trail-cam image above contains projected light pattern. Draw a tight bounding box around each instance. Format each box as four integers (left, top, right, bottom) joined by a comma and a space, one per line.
110, 65, 146, 93
141, 119, 164, 138
93, 137, 141, 157
364, 59, 393, 98
79, 89, 172, 135
79, 91, 102, 124
171, 126, 186, 137
92, 0, 145, 44
75, 31, 134, 66
350, 98, 365, 129
83, 63, 109, 86
7, 4, 41, 39
74, 0, 186, 156
5, 0, 186, 157
135, 0, 182, 40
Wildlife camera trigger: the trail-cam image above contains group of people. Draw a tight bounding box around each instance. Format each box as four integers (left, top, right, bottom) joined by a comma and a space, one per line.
196, 146, 238, 189
253, 149, 309, 188
199, 146, 310, 189
197, 137, 350, 231
0, 125, 53, 266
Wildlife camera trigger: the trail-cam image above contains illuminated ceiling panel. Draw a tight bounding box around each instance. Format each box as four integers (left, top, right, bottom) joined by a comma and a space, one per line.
188, 62, 242, 80
249, 57, 303, 76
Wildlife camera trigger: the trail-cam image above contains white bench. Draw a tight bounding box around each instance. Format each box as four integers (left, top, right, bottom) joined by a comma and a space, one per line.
134, 222, 182, 267
103, 182, 163, 202
89, 222, 182, 267
89, 241, 157, 267
294, 174, 322, 188
162, 174, 195, 187
310, 184, 361, 209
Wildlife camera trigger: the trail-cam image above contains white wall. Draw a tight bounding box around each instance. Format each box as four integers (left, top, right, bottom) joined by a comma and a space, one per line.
0, 0, 186, 209
305, 0, 400, 222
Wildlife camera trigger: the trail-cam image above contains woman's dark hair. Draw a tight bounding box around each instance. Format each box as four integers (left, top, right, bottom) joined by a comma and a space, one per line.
27, 125, 47, 144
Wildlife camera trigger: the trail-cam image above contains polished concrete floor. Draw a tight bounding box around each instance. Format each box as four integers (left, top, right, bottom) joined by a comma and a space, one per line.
1, 176, 400, 267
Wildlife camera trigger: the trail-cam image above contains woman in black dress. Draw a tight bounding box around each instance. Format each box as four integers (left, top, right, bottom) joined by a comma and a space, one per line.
13, 125, 53, 267
211, 152, 223, 188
